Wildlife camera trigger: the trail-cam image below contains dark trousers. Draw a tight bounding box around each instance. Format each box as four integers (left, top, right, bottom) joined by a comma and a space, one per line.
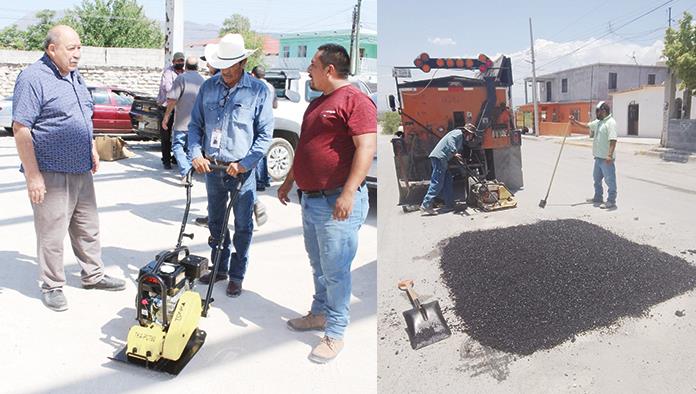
160, 109, 174, 164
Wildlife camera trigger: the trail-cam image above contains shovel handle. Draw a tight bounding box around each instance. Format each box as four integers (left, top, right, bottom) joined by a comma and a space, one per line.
397, 279, 421, 308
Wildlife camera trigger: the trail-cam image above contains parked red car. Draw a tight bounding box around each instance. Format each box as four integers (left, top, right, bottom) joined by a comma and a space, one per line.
87, 86, 136, 133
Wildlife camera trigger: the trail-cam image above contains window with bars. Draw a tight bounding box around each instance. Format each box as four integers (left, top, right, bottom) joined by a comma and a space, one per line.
298, 45, 307, 58
561, 78, 568, 93
608, 72, 617, 90
282, 46, 290, 58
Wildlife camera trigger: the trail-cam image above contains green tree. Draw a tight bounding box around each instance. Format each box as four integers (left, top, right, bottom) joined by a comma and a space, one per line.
379, 111, 402, 134
60, 0, 163, 48
0, 24, 28, 50
25, 10, 57, 50
664, 12, 696, 96
0, 10, 56, 50
219, 14, 265, 71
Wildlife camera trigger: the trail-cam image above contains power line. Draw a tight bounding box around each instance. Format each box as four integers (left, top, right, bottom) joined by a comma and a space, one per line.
535, 0, 675, 72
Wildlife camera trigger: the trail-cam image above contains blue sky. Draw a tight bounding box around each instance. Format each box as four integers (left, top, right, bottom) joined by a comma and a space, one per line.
0, 0, 377, 33
378, 0, 696, 108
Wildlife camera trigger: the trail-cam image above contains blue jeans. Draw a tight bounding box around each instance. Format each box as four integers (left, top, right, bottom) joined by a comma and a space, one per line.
421, 157, 454, 209
302, 185, 369, 339
593, 158, 617, 204
172, 130, 192, 177
255, 156, 271, 190
206, 170, 256, 283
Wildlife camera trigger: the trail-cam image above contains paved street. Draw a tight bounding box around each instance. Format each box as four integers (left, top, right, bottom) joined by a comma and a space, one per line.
377, 133, 696, 393
0, 134, 376, 394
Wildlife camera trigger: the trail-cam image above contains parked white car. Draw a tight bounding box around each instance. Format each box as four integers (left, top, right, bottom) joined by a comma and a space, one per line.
265, 70, 376, 184
0, 95, 13, 132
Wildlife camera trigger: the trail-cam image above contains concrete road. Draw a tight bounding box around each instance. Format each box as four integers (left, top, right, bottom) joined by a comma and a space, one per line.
378, 133, 696, 393
0, 134, 376, 394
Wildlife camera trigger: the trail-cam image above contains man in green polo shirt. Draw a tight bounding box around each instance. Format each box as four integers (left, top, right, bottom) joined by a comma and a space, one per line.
570, 101, 618, 209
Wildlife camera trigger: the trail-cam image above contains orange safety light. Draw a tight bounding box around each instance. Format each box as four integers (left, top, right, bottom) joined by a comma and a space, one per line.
436, 58, 445, 67
455, 59, 464, 68
414, 58, 423, 67
420, 52, 430, 62
446, 59, 455, 68
422, 64, 431, 73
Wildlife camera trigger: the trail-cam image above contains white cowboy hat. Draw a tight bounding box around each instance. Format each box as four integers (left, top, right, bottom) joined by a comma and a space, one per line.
204, 33, 257, 70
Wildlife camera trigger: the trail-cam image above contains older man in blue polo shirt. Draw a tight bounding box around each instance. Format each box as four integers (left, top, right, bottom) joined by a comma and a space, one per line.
188, 33, 273, 298
12, 25, 125, 312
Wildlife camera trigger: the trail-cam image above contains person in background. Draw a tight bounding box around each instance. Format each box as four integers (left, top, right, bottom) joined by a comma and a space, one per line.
162, 56, 206, 183
419, 123, 476, 215
570, 101, 618, 210
156, 51, 185, 169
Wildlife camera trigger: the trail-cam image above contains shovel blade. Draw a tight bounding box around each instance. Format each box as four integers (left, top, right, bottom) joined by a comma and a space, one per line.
402, 301, 451, 350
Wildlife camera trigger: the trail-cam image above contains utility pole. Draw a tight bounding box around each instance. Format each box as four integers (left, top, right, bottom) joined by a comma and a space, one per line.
164, 0, 184, 67
668, 7, 672, 28
529, 17, 540, 137
349, 0, 362, 75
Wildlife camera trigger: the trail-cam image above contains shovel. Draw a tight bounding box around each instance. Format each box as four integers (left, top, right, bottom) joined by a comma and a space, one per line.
539, 122, 570, 208
398, 279, 451, 350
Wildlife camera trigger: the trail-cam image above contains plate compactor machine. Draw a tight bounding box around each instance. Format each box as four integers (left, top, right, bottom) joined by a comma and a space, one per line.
109, 165, 242, 375
389, 52, 523, 212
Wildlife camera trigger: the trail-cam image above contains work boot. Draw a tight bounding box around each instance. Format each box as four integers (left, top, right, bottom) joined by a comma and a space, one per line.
43, 289, 68, 312
83, 275, 126, 291
254, 201, 268, 227
287, 311, 326, 332
199, 271, 227, 284
226, 280, 242, 297
308, 336, 344, 364
419, 205, 436, 216
194, 216, 208, 227
600, 201, 617, 210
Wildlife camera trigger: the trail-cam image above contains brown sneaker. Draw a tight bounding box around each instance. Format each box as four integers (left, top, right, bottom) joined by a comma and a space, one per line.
287, 311, 326, 332
308, 336, 344, 364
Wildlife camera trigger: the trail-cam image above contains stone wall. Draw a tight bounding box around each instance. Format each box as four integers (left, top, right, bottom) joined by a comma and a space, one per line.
666, 119, 696, 152
0, 47, 167, 98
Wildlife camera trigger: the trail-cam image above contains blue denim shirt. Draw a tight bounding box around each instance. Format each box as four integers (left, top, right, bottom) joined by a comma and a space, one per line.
188, 72, 274, 171
429, 129, 463, 161
12, 54, 94, 174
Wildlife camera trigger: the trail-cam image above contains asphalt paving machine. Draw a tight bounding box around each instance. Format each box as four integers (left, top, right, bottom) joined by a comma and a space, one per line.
388, 52, 523, 211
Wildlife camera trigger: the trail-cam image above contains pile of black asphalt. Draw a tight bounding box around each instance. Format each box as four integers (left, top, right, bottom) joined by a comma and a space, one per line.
439, 219, 696, 355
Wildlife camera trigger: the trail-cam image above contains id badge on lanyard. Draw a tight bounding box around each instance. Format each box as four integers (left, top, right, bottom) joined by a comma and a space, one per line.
211, 109, 229, 150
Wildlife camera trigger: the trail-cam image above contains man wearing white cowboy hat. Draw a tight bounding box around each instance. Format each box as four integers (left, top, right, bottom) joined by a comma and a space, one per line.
419, 123, 477, 215
188, 33, 274, 297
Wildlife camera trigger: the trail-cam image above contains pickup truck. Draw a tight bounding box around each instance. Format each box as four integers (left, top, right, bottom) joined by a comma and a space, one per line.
266, 69, 377, 188
129, 94, 163, 140
130, 69, 377, 188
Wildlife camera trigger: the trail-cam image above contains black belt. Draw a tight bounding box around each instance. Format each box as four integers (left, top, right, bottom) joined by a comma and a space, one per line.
300, 181, 366, 199
206, 156, 234, 166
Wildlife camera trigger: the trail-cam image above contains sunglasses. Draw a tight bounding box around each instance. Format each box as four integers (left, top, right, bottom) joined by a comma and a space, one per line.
219, 88, 232, 108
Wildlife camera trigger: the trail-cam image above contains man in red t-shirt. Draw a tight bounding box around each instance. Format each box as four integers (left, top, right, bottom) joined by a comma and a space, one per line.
278, 44, 376, 364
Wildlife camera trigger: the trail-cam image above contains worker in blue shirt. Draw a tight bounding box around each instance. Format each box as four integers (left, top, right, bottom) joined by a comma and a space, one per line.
188, 34, 274, 297
420, 123, 476, 215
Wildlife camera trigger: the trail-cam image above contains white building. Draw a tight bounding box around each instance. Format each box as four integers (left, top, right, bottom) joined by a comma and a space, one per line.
611, 85, 696, 138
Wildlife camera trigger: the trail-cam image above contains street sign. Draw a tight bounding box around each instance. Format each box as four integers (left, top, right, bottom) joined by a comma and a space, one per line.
393, 68, 411, 78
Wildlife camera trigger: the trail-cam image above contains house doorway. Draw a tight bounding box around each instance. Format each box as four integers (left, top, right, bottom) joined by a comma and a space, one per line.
628, 101, 639, 136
